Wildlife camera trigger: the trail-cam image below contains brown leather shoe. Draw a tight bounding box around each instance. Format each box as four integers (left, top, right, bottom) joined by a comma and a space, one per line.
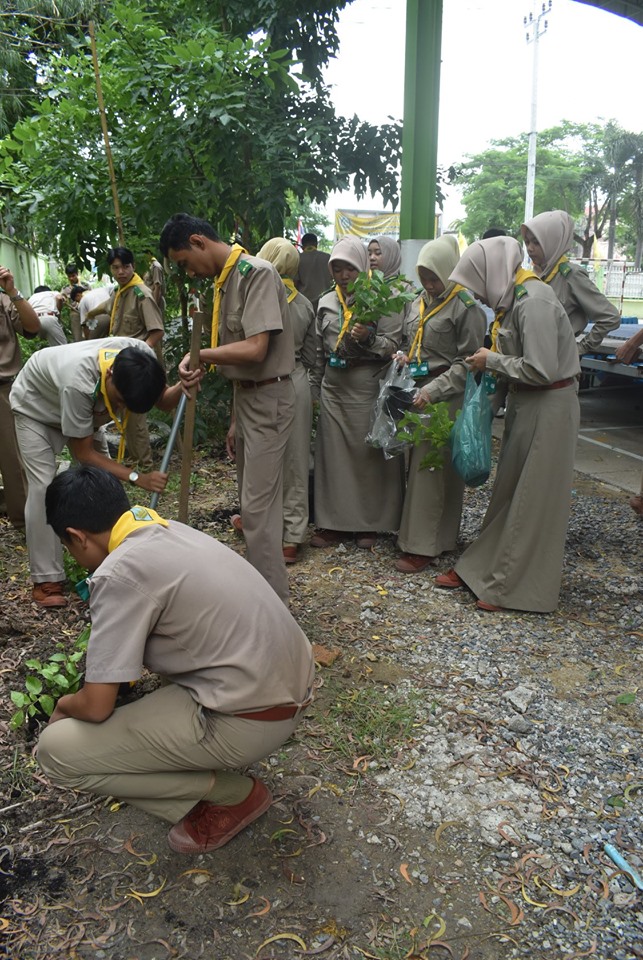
32, 582, 67, 608
167, 777, 273, 854
476, 599, 504, 612
310, 529, 345, 548
395, 552, 434, 573
434, 568, 464, 589
355, 533, 377, 549
230, 513, 243, 533
283, 544, 298, 564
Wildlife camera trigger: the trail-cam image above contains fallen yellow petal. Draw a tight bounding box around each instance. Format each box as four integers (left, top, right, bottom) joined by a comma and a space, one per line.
127, 878, 166, 899
256, 933, 306, 954
400, 863, 413, 885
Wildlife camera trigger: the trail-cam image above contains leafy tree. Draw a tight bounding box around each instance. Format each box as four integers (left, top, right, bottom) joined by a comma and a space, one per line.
0, 0, 401, 263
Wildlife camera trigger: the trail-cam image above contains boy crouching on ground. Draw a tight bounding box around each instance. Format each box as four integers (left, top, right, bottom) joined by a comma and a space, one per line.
36, 465, 314, 854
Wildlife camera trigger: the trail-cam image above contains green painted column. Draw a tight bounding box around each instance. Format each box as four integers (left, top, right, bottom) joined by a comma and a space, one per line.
400, 0, 443, 272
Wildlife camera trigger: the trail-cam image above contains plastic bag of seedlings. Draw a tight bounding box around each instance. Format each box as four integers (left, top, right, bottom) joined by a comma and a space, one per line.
366, 358, 418, 459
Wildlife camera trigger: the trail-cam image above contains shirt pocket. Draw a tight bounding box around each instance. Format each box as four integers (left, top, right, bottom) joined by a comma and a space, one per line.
496, 326, 520, 355
225, 311, 244, 338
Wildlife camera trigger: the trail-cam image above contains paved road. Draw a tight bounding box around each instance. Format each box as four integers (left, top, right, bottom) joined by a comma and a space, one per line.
492, 381, 643, 495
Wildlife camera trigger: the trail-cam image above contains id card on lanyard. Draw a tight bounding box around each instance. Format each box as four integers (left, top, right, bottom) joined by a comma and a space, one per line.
408, 361, 429, 378
329, 353, 348, 369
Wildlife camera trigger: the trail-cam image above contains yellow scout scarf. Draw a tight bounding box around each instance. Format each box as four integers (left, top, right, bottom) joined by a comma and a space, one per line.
109, 273, 145, 333
108, 505, 169, 554
542, 255, 568, 284
282, 277, 298, 303
489, 268, 539, 352
333, 285, 354, 351
98, 348, 129, 462
408, 285, 462, 363
210, 244, 246, 358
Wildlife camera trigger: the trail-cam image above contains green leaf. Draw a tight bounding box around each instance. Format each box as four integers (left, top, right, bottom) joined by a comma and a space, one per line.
39, 695, 56, 717
10, 710, 25, 730
25, 676, 43, 696
615, 692, 636, 705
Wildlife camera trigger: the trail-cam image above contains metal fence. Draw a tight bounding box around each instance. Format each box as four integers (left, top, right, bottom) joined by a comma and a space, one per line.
571, 259, 643, 301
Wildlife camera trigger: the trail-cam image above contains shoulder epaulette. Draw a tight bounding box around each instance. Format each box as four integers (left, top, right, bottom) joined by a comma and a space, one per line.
237, 259, 254, 277
457, 289, 476, 308
514, 283, 529, 300
558, 261, 572, 277
133, 286, 145, 299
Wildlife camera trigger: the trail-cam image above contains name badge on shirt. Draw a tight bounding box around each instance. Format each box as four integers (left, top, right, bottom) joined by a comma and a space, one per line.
329, 353, 348, 369
483, 372, 497, 395
408, 361, 429, 378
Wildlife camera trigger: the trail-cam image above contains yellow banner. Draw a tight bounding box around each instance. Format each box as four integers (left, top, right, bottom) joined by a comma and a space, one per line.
334, 209, 400, 240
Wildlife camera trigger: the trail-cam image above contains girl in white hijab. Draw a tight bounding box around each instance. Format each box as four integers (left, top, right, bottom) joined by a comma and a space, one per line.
521, 210, 620, 354
394, 235, 486, 573
434, 236, 581, 613
309, 236, 405, 549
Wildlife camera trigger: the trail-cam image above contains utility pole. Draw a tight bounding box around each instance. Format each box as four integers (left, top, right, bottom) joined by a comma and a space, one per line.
523, 1, 552, 224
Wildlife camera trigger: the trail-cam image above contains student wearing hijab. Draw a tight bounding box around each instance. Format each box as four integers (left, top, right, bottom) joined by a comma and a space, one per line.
309, 236, 405, 549
229, 239, 316, 564
368, 235, 403, 279
521, 210, 620, 354
434, 236, 580, 613
395, 236, 486, 572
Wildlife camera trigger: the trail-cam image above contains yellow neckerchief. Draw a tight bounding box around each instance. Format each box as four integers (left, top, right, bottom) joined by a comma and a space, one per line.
490, 268, 540, 352
109, 272, 145, 333
542, 255, 568, 284
333, 284, 354, 351
408, 285, 462, 363
108, 505, 169, 553
282, 277, 298, 303
210, 244, 246, 358
98, 348, 129, 462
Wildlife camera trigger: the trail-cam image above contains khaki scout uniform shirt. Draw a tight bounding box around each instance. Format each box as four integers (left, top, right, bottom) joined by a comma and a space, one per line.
295, 249, 331, 306
143, 258, 166, 312
105, 282, 164, 343
10, 336, 154, 437
548, 262, 620, 354
216, 255, 295, 382
85, 520, 315, 713
0, 293, 25, 380
485, 281, 581, 385
402, 290, 486, 403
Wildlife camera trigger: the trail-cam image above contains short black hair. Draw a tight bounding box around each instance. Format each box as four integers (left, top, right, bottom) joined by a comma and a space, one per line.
46, 465, 130, 541
159, 213, 221, 256
33, 285, 51, 293
70, 285, 85, 302
482, 228, 507, 240
111, 346, 166, 413
107, 247, 135, 266
301, 233, 318, 247
65, 263, 78, 275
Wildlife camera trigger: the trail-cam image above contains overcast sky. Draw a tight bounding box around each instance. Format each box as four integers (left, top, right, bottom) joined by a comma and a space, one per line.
320, 0, 642, 230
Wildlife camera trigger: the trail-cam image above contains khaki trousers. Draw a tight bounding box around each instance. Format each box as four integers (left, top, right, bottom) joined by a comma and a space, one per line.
0, 381, 27, 525
282, 363, 312, 544
125, 411, 153, 472
234, 378, 294, 605
37, 683, 302, 823
13, 414, 111, 583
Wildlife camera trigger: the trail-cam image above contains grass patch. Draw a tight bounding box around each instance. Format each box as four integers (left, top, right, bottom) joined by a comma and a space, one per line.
318, 678, 421, 765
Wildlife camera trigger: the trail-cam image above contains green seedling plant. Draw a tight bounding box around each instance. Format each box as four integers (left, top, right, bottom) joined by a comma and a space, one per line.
347, 269, 416, 328
10, 624, 91, 729
397, 403, 457, 470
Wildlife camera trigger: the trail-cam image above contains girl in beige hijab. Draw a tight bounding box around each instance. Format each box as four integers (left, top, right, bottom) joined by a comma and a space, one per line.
309, 236, 405, 548
434, 236, 581, 613
368, 235, 402, 279
395, 235, 486, 572
521, 210, 620, 354
228, 239, 315, 564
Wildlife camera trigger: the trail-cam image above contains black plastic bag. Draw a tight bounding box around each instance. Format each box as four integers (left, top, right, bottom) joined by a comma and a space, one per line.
366, 359, 418, 459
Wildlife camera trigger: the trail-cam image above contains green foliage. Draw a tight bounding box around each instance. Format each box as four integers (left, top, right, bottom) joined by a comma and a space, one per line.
0, 0, 402, 262
348, 270, 416, 328
10, 624, 90, 729
396, 404, 456, 471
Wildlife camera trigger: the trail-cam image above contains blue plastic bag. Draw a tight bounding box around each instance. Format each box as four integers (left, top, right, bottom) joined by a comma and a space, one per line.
450, 371, 494, 487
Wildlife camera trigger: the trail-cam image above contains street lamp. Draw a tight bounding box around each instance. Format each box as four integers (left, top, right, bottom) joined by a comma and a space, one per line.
523, 1, 552, 224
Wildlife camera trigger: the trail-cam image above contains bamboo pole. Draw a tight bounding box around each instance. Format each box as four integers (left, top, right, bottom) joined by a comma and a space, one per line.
178, 310, 203, 522
88, 20, 124, 245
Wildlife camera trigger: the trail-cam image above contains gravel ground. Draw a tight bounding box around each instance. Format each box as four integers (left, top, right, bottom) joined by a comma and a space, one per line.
1, 448, 641, 959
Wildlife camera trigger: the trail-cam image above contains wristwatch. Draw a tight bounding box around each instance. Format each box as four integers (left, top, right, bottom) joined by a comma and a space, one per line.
128, 471, 139, 486
9, 291, 24, 303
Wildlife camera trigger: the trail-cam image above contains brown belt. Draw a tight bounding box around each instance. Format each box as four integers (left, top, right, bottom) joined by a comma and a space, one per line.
510, 376, 577, 393
234, 699, 311, 722
237, 374, 291, 389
